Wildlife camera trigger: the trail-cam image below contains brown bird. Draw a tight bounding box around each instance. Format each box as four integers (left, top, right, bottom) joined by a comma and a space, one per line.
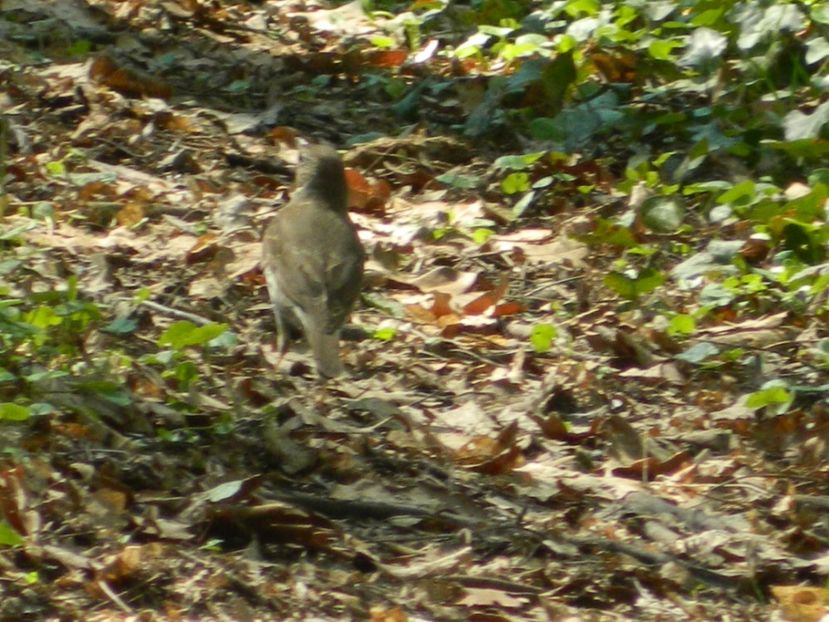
261, 144, 364, 377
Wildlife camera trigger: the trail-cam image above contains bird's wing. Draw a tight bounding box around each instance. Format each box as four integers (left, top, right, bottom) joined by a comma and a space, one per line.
263, 211, 327, 305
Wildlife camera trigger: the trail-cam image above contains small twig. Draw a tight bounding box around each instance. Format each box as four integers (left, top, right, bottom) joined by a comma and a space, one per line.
96, 579, 133, 613
141, 300, 213, 325
0, 115, 8, 210
523, 275, 583, 298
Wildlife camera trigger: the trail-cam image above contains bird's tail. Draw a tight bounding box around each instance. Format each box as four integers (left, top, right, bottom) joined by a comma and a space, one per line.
306, 328, 343, 377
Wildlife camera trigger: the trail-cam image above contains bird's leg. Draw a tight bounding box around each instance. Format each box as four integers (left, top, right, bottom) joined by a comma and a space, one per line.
272, 308, 289, 370
265, 269, 291, 370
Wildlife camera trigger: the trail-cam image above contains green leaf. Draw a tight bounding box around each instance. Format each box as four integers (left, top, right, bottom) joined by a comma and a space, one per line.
101, 317, 138, 335
436, 173, 481, 189
373, 327, 397, 341
500, 34, 550, 61
813, 4, 829, 24
471, 228, 494, 245
783, 100, 829, 141
46, 160, 66, 176
717, 180, 756, 206
585, 219, 638, 248
76, 381, 133, 407
370, 36, 395, 48
648, 39, 683, 61
680, 28, 726, 67
604, 268, 664, 300
676, 342, 720, 364
746, 382, 793, 414
24, 369, 69, 383
641, 197, 685, 232
227, 79, 251, 94
66, 172, 117, 186
0, 222, 33, 243
699, 283, 736, 306
494, 153, 544, 170
158, 322, 229, 349
204, 480, 245, 502
0, 521, 24, 546
806, 36, 829, 65
362, 293, 405, 318
781, 221, 826, 264
691, 8, 725, 26
734, 3, 805, 50
564, 0, 599, 17
668, 314, 695, 337
528, 117, 563, 141
29, 403, 56, 416
502, 172, 530, 194
455, 31, 491, 58
530, 323, 557, 353
604, 272, 637, 299
512, 191, 536, 217
0, 403, 31, 422
66, 39, 92, 57
537, 52, 576, 116
25, 306, 63, 329
32, 202, 55, 222
767, 139, 829, 159
208, 330, 238, 349
168, 361, 198, 390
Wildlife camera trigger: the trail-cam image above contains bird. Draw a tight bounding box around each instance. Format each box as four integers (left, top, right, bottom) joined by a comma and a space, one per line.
261, 144, 364, 377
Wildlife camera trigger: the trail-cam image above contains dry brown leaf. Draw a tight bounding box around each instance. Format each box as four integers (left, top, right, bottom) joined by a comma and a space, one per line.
269, 126, 299, 146
771, 585, 829, 622
101, 543, 164, 583
89, 55, 173, 99
611, 451, 693, 481
492, 302, 524, 317
115, 202, 144, 227
186, 233, 219, 264
0, 466, 30, 537
493, 234, 588, 266
408, 267, 478, 295
463, 275, 508, 315
369, 605, 408, 622
618, 361, 686, 384
346, 167, 389, 213
431, 292, 454, 318
361, 49, 409, 69
457, 587, 529, 608
92, 488, 128, 514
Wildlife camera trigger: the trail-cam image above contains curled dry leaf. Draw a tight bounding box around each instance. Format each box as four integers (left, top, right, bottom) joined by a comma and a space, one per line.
346, 167, 390, 213
89, 55, 173, 99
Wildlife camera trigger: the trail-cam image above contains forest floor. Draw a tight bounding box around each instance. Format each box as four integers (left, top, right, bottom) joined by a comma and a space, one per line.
1, 1, 828, 620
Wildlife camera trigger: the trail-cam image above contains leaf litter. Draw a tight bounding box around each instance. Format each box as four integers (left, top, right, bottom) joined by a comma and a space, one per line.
0, 0, 828, 621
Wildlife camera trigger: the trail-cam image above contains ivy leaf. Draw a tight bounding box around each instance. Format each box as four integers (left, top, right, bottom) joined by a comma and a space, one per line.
373, 327, 397, 341
641, 197, 685, 232
680, 27, 727, 67
604, 268, 665, 300
676, 342, 720, 364
158, 322, 229, 349
668, 314, 696, 337
530, 323, 557, 353
0, 521, 24, 546
0, 403, 31, 421
746, 381, 794, 415
101, 317, 138, 335
783, 100, 829, 141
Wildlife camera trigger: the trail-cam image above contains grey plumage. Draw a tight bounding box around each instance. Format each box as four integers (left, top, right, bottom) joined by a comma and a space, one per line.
261, 145, 364, 377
